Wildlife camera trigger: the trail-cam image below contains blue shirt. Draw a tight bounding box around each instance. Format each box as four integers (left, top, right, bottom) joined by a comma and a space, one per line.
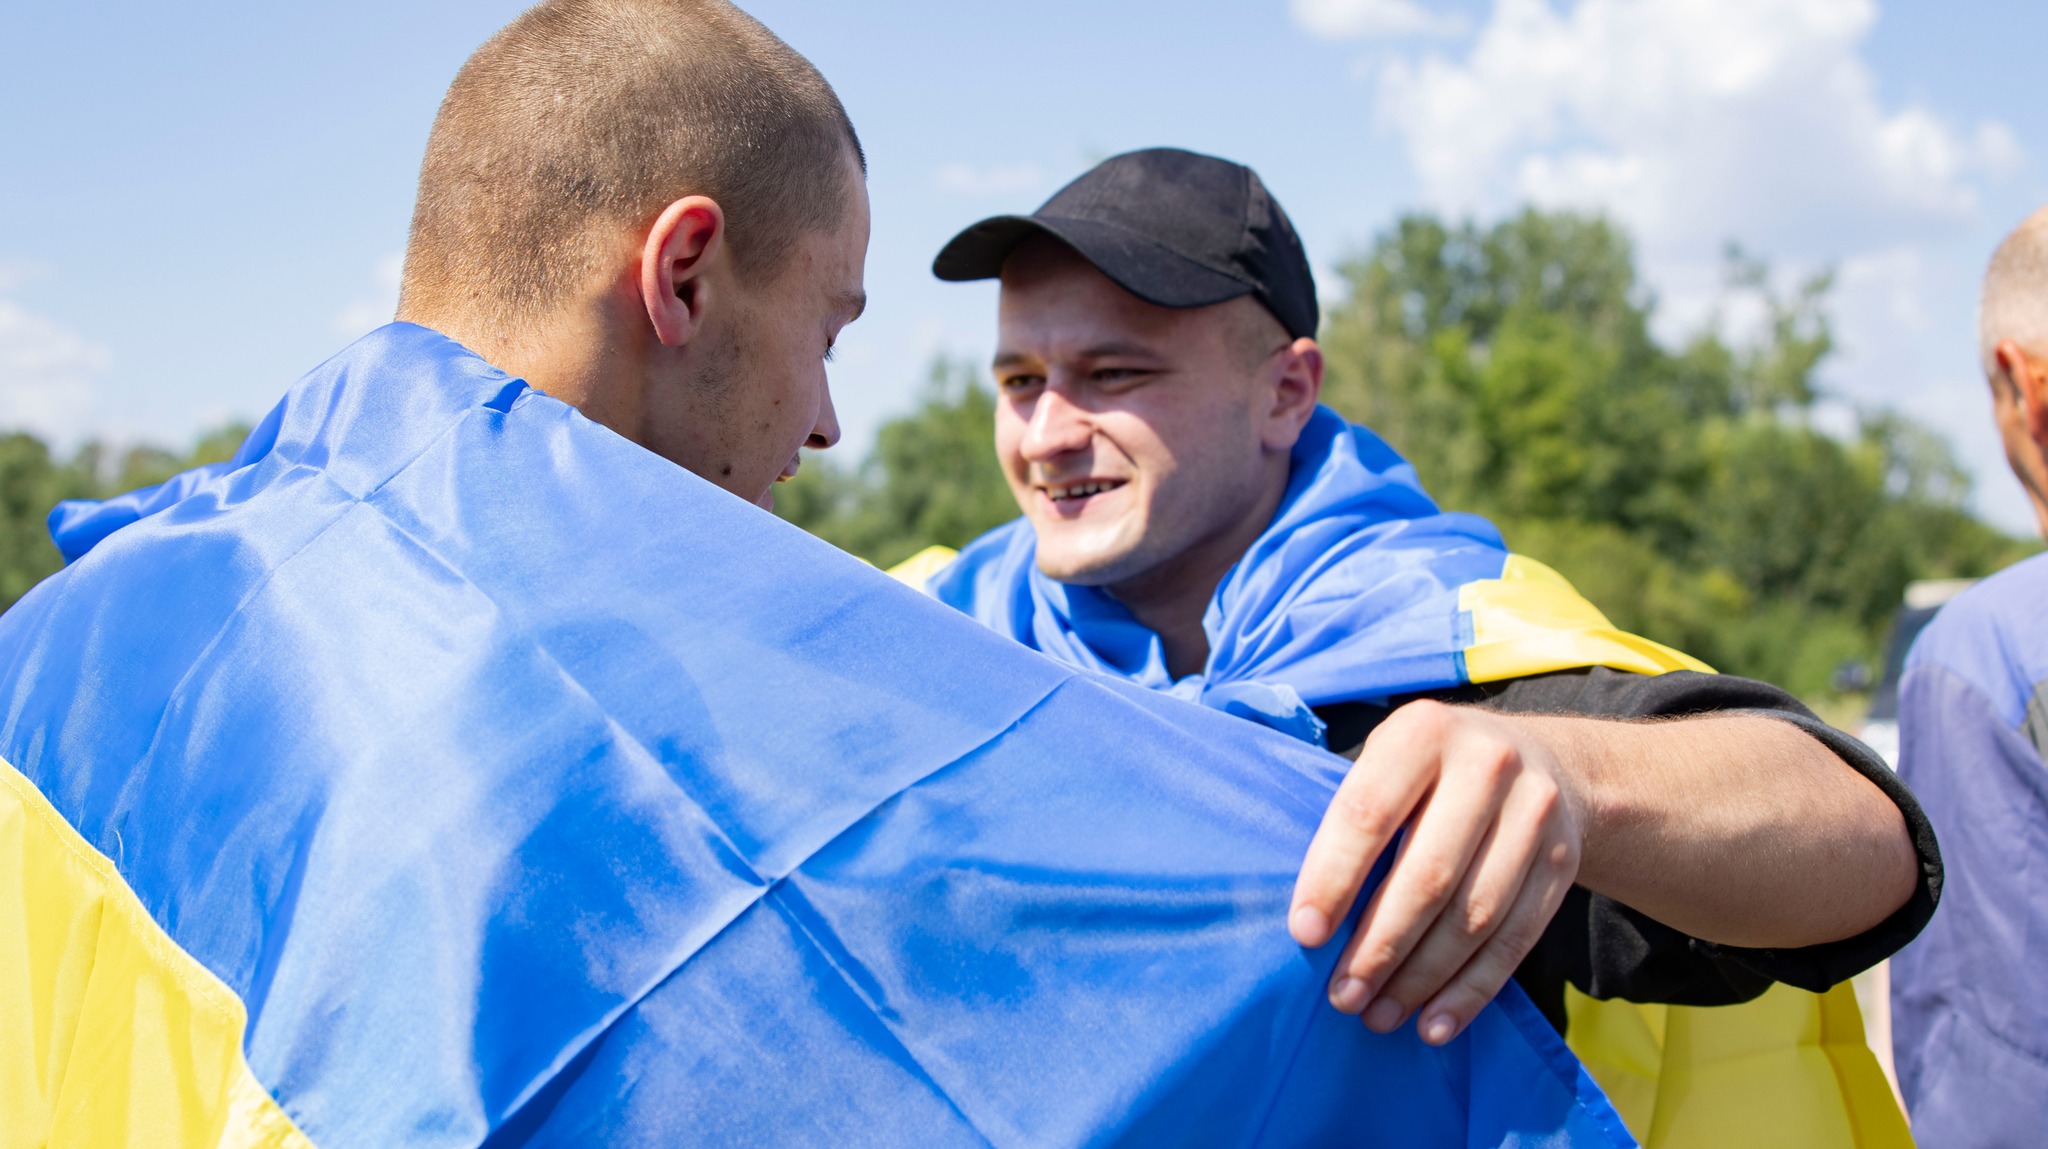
1892, 551, 2048, 1146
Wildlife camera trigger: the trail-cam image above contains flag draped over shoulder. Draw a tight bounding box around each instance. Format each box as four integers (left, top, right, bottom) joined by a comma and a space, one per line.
927, 405, 1706, 746
921, 408, 1908, 1149
0, 324, 1634, 1148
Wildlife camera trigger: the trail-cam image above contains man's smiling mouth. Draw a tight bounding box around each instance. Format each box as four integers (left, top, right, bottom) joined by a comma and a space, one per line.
1042, 479, 1127, 503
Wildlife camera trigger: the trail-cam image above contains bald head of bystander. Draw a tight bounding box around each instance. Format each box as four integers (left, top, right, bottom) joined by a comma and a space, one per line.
1978, 205, 2048, 539
1884, 204, 2048, 1143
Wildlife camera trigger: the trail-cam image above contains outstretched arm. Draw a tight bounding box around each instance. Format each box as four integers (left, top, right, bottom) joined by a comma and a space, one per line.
1287, 696, 1917, 1046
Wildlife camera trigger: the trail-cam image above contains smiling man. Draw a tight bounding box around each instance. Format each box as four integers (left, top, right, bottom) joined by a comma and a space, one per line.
923, 148, 1939, 1146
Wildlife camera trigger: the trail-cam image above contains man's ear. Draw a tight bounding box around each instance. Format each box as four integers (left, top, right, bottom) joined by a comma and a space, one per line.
1261, 337, 1325, 451
1997, 340, 2048, 446
2024, 353, 2048, 448
641, 196, 726, 348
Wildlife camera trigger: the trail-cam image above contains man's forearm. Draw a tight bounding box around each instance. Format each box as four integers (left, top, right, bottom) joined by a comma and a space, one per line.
1518, 711, 1917, 949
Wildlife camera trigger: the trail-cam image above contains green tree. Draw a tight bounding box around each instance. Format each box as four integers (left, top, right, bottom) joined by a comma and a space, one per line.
776, 359, 1017, 569
0, 423, 250, 612
1320, 209, 2030, 698
0, 435, 95, 607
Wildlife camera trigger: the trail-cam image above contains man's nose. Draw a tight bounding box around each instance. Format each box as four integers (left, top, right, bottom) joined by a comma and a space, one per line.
807, 379, 842, 450
1020, 385, 1091, 462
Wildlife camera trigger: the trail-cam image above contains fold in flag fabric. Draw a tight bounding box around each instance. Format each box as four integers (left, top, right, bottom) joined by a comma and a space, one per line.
0, 324, 1635, 1148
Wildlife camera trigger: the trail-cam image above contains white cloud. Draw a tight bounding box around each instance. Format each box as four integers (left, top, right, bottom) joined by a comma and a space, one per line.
1973, 121, 2024, 177
1363, 0, 2032, 529
1374, 0, 2017, 261
333, 251, 404, 338
0, 279, 109, 441
933, 162, 1047, 198
1293, 0, 1470, 39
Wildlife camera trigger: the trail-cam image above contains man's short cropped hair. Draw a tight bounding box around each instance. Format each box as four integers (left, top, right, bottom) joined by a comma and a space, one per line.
400, 0, 864, 335
1980, 205, 2048, 377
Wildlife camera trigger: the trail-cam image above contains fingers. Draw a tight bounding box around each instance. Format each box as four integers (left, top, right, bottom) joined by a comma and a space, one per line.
1323, 730, 1512, 1014
1288, 708, 1445, 948
1292, 700, 1591, 1045
1412, 832, 1578, 1045
1362, 772, 1579, 1043
1359, 813, 1531, 1035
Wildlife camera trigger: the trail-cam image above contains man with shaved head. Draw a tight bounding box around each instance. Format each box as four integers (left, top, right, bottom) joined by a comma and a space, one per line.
1889, 205, 2048, 1147
398, 0, 866, 506
0, 3, 1637, 1147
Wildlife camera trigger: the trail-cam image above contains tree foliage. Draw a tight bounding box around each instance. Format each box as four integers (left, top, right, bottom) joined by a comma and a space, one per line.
0, 210, 2027, 705
1319, 210, 2030, 697
0, 425, 248, 611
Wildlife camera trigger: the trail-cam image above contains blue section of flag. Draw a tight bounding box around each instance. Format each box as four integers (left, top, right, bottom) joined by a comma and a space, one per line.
929, 406, 1510, 743
0, 324, 1633, 1147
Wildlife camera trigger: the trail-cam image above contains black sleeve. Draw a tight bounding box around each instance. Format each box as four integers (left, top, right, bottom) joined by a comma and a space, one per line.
1314, 667, 1943, 1034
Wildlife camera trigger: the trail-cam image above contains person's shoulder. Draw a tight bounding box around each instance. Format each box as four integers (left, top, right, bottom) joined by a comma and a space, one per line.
951, 517, 1031, 563
939, 518, 1032, 583
1907, 552, 2048, 720
1912, 553, 2048, 657
925, 518, 1032, 609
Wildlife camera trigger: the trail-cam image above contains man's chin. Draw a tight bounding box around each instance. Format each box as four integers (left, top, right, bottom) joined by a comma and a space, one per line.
1031, 527, 1148, 588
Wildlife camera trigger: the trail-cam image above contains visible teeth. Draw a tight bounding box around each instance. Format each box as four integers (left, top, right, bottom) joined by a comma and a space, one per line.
1048, 481, 1116, 501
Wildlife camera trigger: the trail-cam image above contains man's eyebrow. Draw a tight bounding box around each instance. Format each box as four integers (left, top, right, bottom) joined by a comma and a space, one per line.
1078, 340, 1165, 359
991, 341, 1165, 369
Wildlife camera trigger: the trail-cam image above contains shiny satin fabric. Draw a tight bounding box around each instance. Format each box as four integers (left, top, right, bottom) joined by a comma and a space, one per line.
0, 753, 313, 1149
1563, 983, 1909, 1148
0, 324, 1633, 1147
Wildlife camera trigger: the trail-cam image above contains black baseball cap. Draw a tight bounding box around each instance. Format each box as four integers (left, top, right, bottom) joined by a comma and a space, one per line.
932, 147, 1319, 340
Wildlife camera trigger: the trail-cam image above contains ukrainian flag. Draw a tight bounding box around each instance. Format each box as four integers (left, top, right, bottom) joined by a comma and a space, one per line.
0, 324, 1634, 1147
907, 398, 1912, 1149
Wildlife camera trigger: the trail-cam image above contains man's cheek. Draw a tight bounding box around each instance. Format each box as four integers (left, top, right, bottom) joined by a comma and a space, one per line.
993, 413, 1028, 470
995, 449, 1033, 507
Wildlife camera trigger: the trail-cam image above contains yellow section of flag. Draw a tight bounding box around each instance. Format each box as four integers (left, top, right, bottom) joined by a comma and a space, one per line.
0, 756, 313, 1149
885, 544, 960, 589
1567, 983, 1913, 1148
1460, 554, 1714, 681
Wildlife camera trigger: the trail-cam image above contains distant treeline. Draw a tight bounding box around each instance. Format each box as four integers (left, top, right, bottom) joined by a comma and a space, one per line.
0, 210, 2027, 702
776, 209, 2035, 701
0, 426, 246, 607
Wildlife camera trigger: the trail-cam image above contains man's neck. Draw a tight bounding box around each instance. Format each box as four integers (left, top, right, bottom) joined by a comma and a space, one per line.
407, 300, 649, 442
1107, 558, 1231, 681
1106, 459, 1293, 680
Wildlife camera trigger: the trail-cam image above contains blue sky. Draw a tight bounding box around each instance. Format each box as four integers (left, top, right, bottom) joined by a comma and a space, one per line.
3, 0, 2044, 531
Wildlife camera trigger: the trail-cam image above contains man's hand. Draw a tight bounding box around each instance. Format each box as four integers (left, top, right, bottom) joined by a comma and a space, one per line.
1287, 696, 1919, 1048
1287, 700, 1585, 1047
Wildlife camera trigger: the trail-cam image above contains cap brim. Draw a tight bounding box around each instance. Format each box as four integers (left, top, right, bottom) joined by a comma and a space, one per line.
932, 214, 1253, 311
